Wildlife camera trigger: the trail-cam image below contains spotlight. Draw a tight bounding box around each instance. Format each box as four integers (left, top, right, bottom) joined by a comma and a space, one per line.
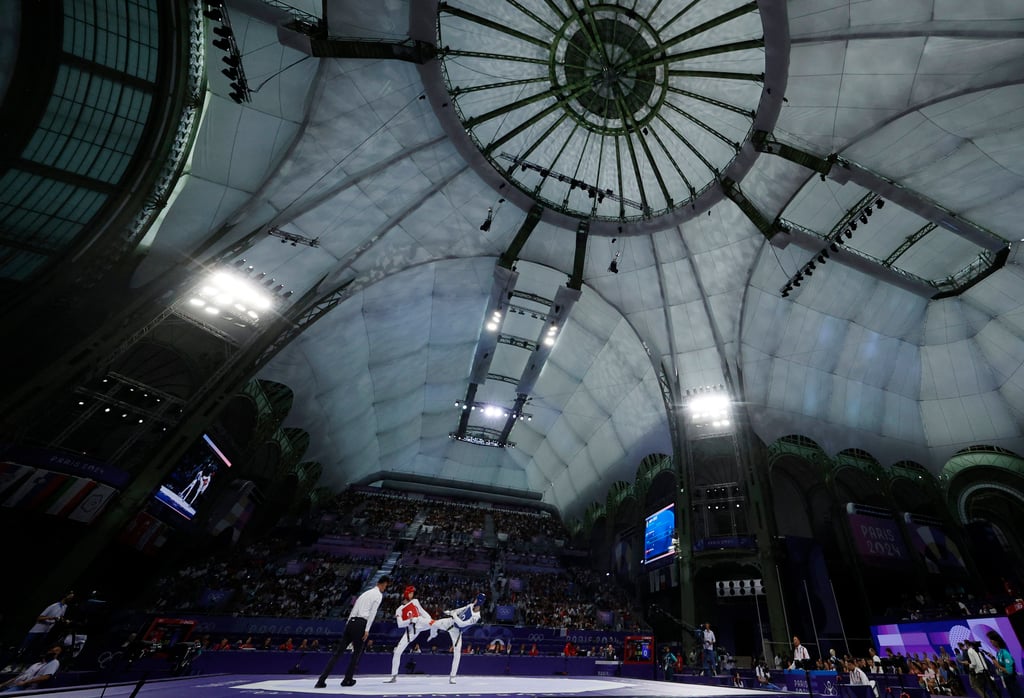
608, 260, 619, 274
859, 214, 868, 224
865, 207, 873, 217
807, 262, 815, 271
229, 92, 245, 104
480, 207, 493, 232
213, 38, 232, 51
793, 277, 801, 287
805, 268, 813, 277
817, 254, 826, 264
876, 199, 885, 209
203, 8, 223, 20
849, 220, 857, 230
222, 67, 239, 79
223, 54, 240, 67
213, 25, 233, 38
781, 290, 789, 298
829, 242, 839, 252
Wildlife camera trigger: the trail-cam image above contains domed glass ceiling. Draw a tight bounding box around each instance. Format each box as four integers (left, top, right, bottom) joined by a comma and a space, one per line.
437, 0, 766, 225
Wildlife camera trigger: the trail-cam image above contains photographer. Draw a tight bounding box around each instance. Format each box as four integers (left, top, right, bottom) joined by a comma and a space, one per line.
17, 592, 74, 662
966, 640, 1001, 698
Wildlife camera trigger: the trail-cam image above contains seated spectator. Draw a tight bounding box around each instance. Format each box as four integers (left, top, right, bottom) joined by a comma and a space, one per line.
213, 637, 232, 651
1, 646, 61, 692
237, 636, 255, 649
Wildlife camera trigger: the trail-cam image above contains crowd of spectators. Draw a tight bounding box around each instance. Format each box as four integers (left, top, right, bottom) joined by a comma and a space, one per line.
143, 488, 639, 634
493, 565, 635, 630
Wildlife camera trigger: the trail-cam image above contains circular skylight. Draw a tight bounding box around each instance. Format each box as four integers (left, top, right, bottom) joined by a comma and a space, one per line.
437, 0, 767, 227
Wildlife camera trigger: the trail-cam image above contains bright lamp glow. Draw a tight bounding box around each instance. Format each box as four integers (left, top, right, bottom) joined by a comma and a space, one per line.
486, 322, 498, 331
188, 269, 277, 326
482, 405, 503, 418
689, 394, 730, 415
543, 336, 555, 346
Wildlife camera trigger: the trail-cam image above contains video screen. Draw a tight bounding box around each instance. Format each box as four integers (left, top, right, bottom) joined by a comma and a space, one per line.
644, 503, 676, 565
154, 434, 231, 520
872, 616, 1023, 664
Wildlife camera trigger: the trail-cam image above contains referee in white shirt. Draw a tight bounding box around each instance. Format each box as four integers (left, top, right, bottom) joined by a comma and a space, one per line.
316, 576, 391, 688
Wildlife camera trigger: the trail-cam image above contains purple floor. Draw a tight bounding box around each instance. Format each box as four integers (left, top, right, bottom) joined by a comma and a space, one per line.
25, 673, 792, 698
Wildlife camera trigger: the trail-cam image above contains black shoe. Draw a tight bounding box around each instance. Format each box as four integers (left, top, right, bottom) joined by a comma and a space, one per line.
341, 678, 356, 686
314, 681, 327, 688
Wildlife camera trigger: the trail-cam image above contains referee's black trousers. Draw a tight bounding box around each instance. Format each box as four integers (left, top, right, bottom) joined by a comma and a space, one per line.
318, 617, 368, 685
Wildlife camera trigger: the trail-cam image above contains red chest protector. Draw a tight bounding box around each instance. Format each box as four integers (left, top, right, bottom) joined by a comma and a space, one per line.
400, 602, 420, 621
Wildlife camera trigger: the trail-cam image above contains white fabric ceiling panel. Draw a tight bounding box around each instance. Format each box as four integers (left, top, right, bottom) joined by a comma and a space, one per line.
324, 0, 407, 38
891, 228, 982, 282
922, 300, 987, 346
974, 318, 1024, 384
653, 255, 702, 307
691, 237, 761, 298
787, 0, 849, 37
850, 0, 934, 25
741, 155, 811, 219
135, 184, 258, 286
845, 38, 926, 79
934, 0, 1023, 21
185, 0, 1024, 520
919, 339, 996, 400
669, 301, 715, 354
963, 266, 1024, 318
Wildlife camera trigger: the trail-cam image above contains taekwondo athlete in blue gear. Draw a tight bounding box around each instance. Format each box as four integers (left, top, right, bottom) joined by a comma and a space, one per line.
385, 586, 432, 683
427, 593, 485, 683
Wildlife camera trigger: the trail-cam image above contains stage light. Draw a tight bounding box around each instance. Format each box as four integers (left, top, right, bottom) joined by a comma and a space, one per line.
213, 25, 233, 38
859, 214, 868, 224
544, 336, 555, 346
486, 322, 498, 331
213, 38, 231, 51
876, 199, 885, 209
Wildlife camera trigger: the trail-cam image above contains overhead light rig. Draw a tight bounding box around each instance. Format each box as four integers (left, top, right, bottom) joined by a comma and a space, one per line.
779, 195, 884, 298
454, 400, 532, 422
203, 0, 252, 104
498, 153, 649, 215
449, 427, 514, 449
268, 227, 320, 247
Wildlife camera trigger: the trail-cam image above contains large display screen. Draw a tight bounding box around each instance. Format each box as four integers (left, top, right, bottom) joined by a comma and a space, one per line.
872, 616, 1023, 664
154, 434, 231, 520
644, 503, 676, 565
847, 510, 910, 567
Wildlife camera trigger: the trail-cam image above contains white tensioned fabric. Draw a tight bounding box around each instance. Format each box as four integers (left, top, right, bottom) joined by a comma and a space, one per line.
152, 0, 1024, 518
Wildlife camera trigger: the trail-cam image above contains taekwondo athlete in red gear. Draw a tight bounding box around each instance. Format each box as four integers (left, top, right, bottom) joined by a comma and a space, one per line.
385, 586, 432, 683
427, 593, 485, 683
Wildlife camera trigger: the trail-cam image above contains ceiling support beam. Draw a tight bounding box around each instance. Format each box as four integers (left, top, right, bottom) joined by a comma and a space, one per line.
568, 220, 588, 290
498, 393, 528, 444
754, 131, 1007, 253
310, 38, 436, 63
499, 204, 543, 269
721, 178, 784, 239
455, 382, 479, 437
